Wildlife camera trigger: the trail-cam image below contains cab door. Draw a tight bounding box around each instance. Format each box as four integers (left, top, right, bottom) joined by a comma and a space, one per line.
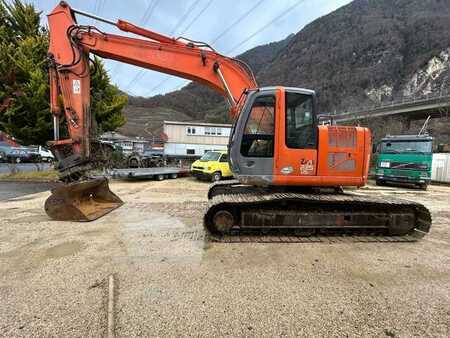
273, 88, 318, 185
229, 89, 277, 185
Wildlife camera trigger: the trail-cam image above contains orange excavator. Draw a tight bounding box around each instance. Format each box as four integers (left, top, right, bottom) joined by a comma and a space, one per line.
45, 2, 431, 238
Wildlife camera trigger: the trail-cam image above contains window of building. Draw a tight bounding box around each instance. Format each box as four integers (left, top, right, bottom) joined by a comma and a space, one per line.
205, 127, 211, 135
216, 128, 222, 136
187, 127, 196, 135
210, 128, 216, 135
186, 149, 195, 155
240, 95, 275, 158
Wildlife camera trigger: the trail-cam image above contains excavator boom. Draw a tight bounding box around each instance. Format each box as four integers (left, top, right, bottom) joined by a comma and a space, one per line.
45, 2, 256, 221
47, 1, 256, 173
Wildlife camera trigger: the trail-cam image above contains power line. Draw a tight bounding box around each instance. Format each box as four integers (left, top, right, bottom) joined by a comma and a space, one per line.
140, 0, 161, 26
92, 0, 106, 24
149, 0, 261, 96
226, 0, 305, 55
149, 0, 300, 96
149, 77, 171, 94
170, 0, 202, 35
124, 0, 202, 92
92, 0, 97, 12
139, 0, 156, 25
98, 0, 106, 16
144, 0, 213, 95
210, 0, 265, 45
110, 0, 160, 78
178, 0, 214, 36
174, 80, 190, 91
165, 79, 191, 94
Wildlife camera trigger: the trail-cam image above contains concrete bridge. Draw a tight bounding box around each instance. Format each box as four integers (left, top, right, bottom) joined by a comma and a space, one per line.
320, 92, 450, 124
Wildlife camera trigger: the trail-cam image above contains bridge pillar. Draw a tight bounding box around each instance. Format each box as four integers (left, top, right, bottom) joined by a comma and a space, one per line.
405, 118, 411, 130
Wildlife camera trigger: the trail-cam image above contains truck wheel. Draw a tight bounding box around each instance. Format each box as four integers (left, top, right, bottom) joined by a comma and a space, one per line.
169, 173, 178, 179
156, 174, 165, 181
212, 171, 222, 182
375, 179, 384, 186
419, 183, 428, 191
15, 158, 21, 163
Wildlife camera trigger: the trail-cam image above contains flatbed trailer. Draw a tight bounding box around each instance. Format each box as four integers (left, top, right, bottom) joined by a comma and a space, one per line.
111, 167, 189, 180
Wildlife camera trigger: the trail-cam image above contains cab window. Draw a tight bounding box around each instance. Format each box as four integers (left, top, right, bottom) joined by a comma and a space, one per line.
241, 95, 275, 158
285, 92, 316, 149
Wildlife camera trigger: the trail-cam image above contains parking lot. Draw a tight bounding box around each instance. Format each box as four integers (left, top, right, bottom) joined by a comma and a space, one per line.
0, 178, 449, 337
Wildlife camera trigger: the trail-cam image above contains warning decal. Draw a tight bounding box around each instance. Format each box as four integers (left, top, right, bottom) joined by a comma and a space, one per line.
73, 80, 81, 94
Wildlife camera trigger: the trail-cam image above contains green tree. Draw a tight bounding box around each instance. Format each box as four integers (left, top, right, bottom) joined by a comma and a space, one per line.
90, 57, 127, 133
0, 0, 127, 145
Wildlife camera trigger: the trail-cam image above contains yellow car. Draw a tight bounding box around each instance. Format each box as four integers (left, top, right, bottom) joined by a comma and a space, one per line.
191, 150, 233, 182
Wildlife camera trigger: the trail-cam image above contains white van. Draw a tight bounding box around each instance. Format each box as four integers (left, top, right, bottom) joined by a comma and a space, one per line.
29, 145, 55, 162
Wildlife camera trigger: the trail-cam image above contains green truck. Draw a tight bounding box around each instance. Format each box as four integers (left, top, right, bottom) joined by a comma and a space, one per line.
375, 134, 433, 190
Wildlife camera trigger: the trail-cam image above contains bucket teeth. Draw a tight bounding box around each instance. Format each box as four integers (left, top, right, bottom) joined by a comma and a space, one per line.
44, 178, 123, 221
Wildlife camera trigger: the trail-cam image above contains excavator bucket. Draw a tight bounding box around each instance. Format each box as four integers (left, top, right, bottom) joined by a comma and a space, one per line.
44, 178, 123, 221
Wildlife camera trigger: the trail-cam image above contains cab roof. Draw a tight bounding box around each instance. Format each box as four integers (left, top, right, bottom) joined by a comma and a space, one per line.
382, 134, 434, 142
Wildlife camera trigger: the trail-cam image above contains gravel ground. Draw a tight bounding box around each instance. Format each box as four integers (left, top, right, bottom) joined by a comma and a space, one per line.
0, 178, 449, 337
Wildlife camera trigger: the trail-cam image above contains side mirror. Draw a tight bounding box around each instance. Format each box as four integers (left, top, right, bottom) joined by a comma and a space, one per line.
372, 143, 377, 154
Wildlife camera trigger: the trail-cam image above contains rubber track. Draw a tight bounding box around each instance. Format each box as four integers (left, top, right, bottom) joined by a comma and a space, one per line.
204, 190, 432, 242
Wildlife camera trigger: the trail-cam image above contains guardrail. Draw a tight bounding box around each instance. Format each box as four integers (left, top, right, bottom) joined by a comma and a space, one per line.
321, 90, 450, 122
347, 88, 450, 113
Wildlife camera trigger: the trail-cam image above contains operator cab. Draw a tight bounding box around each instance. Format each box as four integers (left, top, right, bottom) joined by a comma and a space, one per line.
229, 86, 371, 187
229, 87, 318, 185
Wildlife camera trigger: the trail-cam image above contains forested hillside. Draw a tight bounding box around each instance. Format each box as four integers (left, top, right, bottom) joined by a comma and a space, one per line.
122, 0, 450, 142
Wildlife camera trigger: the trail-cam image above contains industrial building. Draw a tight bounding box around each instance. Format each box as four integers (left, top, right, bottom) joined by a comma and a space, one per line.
162, 121, 232, 158
432, 153, 450, 183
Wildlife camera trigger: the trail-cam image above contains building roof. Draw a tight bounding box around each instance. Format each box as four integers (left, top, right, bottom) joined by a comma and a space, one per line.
164, 120, 232, 128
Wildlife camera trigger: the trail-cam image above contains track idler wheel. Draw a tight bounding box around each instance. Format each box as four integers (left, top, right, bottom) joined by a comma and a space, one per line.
211, 210, 235, 234
44, 178, 123, 221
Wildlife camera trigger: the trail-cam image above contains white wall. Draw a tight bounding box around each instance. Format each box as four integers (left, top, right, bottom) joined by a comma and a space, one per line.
164, 142, 227, 157
164, 123, 231, 145
432, 153, 450, 183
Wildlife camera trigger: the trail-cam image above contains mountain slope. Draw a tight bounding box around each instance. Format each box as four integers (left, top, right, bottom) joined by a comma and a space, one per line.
257, 0, 450, 112
122, 0, 450, 141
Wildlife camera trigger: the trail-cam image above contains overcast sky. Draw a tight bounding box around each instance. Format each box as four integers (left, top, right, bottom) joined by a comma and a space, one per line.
31, 0, 351, 97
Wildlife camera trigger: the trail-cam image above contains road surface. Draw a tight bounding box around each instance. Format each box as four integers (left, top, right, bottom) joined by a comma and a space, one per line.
0, 163, 52, 174
0, 181, 57, 201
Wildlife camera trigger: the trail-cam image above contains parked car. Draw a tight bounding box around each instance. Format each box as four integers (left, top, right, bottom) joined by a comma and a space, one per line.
6, 148, 41, 163
191, 150, 233, 182
0, 143, 12, 163
28, 145, 55, 162
0, 150, 7, 163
